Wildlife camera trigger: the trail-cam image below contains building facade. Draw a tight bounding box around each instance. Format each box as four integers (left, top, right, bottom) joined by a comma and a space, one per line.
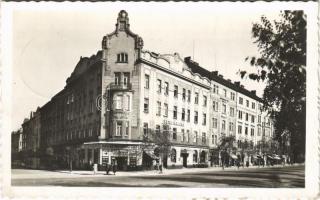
16, 10, 274, 170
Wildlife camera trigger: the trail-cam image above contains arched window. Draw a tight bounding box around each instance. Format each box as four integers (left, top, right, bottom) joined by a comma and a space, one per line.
171, 149, 176, 163
117, 53, 128, 63
193, 150, 198, 163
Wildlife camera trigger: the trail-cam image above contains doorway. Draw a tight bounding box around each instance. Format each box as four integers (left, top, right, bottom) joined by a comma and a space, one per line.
115, 157, 128, 171
181, 153, 188, 168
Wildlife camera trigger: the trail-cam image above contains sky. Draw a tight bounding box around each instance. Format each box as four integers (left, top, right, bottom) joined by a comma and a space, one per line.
11, 2, 281, 130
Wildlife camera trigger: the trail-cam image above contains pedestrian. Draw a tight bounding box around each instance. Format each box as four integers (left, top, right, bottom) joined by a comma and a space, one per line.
159, 164, 163, 174
112, 161, 117, 175
105, 163, 110, 175
237, 159, 240, 170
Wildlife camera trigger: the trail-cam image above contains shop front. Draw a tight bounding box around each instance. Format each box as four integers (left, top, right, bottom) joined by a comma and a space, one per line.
82, 141, 145, 171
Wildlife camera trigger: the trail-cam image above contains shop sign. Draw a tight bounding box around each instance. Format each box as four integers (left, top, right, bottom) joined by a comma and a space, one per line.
163, 119, 184, 127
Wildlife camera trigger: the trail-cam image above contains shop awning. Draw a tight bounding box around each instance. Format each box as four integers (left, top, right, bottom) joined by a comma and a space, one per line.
144, 151, 158, 160
273, 155, 282, 160
230, 154, 238, 159
267, 155, 274, 159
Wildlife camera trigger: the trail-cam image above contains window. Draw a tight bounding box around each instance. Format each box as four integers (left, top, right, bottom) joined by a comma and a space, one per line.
144, 98, 149, 113
164, 82, 169, 95
157, 79, 162, 93
194, 131, 198, 143
212, 135, 215, 144
143, 123, 148, 136
245, 127, 248, 135
164, 103, 168, 117
252, 102, 256, 109
124, 95, 130, 111
213, 85, 219, 94
251, 115, 255, 123
181, 129, 185, 142
187, 90, 191, 102
156, 101, 161, 116
115, 95, 123, 110
212, 118, 218, 128
116, 121, 122, 136
223, 89, 227, 97
124, 121, 129, 136
187, 109, 190, 122
123, 73, 130, 86
202, 113, 207, 126
238, 111, 243, 119
174, 85, 178, 98
203, 95, 207, 107
251, 128, 254, 136
156, 125, 160, 134
229, 122, 234, 132
173, 106, 177, 119
115, 72, 121, 85
202, 132, 206, 144
171, 149, 176, 163
193, 150, 198, 162
222, 120, 226, 131
182, 88, 186, 101
172, 128, 177, 140
213, 101, 219, 112
258, 127, 261, 136
186, 130, 190, 142
231, 92, 235, 101
260, 104, 264, 110
245, 113, 249, 121
145, 74, 150, 89
230, 107, 235, 117
222, 104, 227, 114
239, 97, 243, 105
181, 108, 185, 121
246, 100, 249, 107
117, 53, 128, 63
194, 92, 199, 104
90, 99, 94, 113
163, 125, 169, 135
238, 125, 242, 134
194, 111, 198, 124
258, 115, 261, 123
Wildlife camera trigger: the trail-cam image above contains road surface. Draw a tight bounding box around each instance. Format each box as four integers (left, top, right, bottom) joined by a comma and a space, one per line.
11, 165, 304, 188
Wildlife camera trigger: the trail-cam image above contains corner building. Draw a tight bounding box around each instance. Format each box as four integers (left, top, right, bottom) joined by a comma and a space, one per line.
36, 10, 273, 170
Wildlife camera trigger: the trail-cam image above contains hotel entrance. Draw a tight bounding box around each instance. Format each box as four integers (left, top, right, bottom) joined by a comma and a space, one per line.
115, 157, 128, 171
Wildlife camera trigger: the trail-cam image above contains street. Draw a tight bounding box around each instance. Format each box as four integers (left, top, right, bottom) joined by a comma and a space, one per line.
11, 165, 304, 188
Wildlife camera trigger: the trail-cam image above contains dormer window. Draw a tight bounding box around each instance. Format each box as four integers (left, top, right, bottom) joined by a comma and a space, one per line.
117, 53, 128, 63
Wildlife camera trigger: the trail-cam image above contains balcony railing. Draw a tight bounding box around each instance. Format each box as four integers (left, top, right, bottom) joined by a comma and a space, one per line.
109, 83, 132, 91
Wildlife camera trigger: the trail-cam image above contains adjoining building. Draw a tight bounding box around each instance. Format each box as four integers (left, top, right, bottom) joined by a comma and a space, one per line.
16, 10, 275, 170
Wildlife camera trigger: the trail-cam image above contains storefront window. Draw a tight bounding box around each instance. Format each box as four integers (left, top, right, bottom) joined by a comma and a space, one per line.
171, 149, 176, 163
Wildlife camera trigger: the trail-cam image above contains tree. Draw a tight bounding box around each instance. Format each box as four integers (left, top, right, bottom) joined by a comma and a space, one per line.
239, 11, 306, 163
218, 135, 236, 168
142, 125, 172, 168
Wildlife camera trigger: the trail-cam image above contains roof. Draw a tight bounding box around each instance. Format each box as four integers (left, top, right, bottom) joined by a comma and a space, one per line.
184, 57, 263, 102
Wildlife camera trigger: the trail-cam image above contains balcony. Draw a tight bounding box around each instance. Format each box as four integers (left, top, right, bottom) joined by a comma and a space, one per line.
109, 83, 132, 91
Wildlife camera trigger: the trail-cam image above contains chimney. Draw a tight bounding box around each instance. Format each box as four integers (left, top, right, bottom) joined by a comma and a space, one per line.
234, 81, 240, 86
218, 74, 223, 78
240, 85, 244, 88
251, 90, 256, 95
184, 56, 191, 62
227, 79, 231, 82
211, 71, 218, 76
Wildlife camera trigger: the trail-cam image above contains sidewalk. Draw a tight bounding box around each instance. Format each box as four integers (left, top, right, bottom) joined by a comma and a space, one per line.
56, 163, 303, 177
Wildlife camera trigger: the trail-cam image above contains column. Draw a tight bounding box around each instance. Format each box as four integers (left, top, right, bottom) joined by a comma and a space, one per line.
99, 148, 103, 165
